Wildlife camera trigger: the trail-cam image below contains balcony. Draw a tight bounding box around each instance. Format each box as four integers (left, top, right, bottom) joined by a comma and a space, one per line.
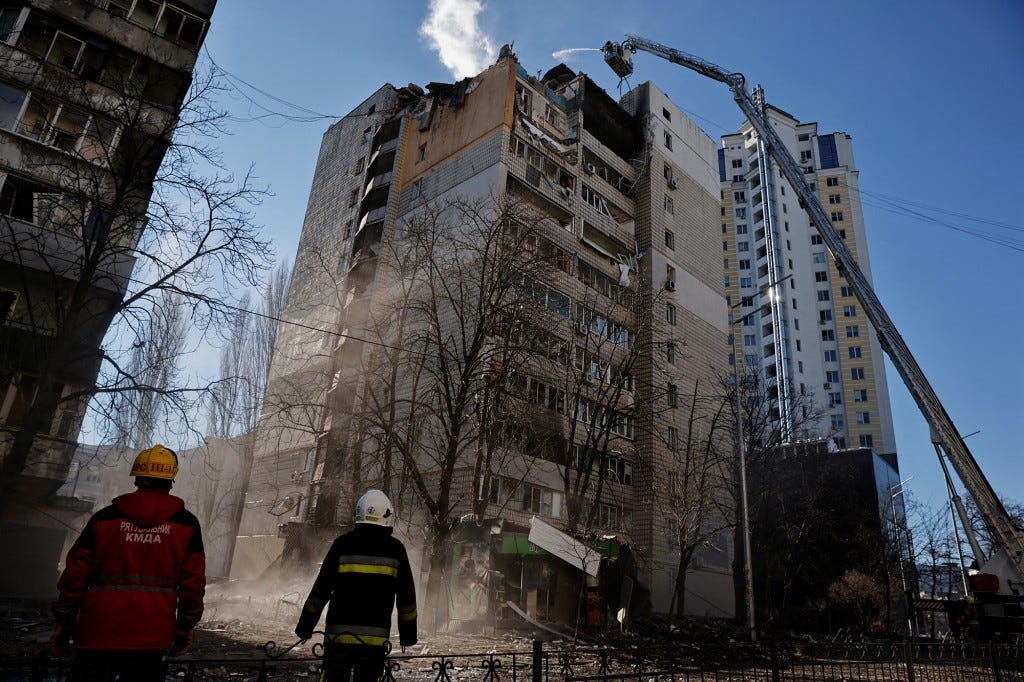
363, 171, 393, 197
371, 119, 401, 148
357, 207, 386, 233
346, 255, 378, 294
367, 148, 396, 176
31, 0, 206, 72
0, 212, 135, 294
352, 220, 383, 260
507, 155, 574, 210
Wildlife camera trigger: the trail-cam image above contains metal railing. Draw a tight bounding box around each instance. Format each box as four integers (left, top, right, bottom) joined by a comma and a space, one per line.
2, 639, 1021, 682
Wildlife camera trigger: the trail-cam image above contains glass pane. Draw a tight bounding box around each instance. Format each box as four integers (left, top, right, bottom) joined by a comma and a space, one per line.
0, 81, 26, 130
17, 96, 53, 141
129, 0, 160, 30
154, 6, 181, 37
46, 32, 84, 70
178, 16, 204, 46
79, 116, 117, 163
0, 8, 20, 44
51, 107, 89, 152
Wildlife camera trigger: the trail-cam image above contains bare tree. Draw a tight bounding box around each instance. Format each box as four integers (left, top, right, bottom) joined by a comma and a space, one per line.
663, 379, 733, 620
334, 193, 553, 630
0, 65, 272, 494
965, 495, 1024, 563
207, 259, 290, 440
102, 290, 188, 448
825, 569, 886, 633
720, 362, 826, 629
551, 284, 643, 535
183, 260, 291, 575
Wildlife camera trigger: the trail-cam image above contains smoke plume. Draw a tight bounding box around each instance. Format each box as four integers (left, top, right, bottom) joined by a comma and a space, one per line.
420, 0, 497, 79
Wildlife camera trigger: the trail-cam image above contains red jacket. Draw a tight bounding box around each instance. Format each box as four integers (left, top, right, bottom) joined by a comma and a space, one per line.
53, 489, 206, 650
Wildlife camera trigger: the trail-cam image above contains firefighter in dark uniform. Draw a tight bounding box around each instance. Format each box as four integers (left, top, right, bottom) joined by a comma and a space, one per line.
295, 489, 417, 682
51, 445, 206, 681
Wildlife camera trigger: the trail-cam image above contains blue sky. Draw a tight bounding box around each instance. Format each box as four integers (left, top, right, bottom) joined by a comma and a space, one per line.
197, 1, 1023, 513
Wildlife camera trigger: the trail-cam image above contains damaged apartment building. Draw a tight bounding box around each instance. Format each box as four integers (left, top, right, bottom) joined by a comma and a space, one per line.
239, 48, 733, 624
0, 0, 214, 595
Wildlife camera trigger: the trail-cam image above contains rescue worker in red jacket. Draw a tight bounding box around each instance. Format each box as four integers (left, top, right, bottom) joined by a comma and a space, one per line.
295, 489, 417, 682
51, 445, 206, 681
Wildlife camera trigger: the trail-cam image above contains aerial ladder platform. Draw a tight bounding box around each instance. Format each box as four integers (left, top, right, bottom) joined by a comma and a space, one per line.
600, 36, 1023, 596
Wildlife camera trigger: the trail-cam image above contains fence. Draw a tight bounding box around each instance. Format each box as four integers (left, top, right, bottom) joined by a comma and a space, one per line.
1, 639, 1021, 682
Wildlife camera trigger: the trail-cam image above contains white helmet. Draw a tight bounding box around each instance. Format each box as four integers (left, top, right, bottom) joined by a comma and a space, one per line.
354, 489, 394, 528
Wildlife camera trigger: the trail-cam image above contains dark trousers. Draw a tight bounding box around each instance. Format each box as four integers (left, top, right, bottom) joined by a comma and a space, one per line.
320, 643, 385, 682
69, 649, 166, 682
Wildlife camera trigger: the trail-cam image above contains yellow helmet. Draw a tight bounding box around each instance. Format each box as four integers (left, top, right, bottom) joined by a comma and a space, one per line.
130, 444, 179, 480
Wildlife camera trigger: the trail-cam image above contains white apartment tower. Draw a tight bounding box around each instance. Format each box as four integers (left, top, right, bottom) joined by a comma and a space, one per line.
720, 106, 896, 454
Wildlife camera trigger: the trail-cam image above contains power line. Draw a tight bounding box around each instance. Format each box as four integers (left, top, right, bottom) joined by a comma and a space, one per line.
853, 188, 1024, 253
858, 188, 1024, 234
13, 242, 425, 359
202, 47, 355, 125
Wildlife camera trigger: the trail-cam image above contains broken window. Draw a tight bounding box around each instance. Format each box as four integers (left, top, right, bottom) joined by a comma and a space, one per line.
580, 184, 612, 216
544, 104, 558, 127
597, 503, 619, 530
0, 288, 17, 324
45, 31, 85, 71
0, 175, 71, 229
515, 83, 532, 115
128, 0, 162, 30
0, 374, 38, 428
606, 455, 633, 485
0, 7, 23, 45
0, 81, 26, 131
16, 93, 55, 141
155, 4, 206, 48
49, 105, 89, 152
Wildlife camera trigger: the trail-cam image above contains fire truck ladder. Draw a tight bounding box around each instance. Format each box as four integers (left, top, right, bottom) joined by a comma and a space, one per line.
602, 34, 1024, 581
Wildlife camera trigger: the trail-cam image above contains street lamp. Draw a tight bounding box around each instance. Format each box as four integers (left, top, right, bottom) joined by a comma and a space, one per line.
727, 273, 793, 642
734, 384, 756, 642
889, 476, 914, 637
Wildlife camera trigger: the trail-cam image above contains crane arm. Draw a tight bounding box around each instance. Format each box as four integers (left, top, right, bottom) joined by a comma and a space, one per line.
605, 35, 1024, 580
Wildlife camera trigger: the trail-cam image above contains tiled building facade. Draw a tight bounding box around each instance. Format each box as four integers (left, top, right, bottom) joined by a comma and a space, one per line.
242, 53, 733, 619
719, 106, 896, 455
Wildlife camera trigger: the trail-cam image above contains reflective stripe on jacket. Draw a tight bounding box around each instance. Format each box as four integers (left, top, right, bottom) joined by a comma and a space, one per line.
297, 525, 417, 648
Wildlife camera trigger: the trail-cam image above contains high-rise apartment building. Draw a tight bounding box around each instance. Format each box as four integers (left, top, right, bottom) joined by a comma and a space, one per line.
719, 105, 895, 454
0, 0, 214, 595
242, 52, 734, 620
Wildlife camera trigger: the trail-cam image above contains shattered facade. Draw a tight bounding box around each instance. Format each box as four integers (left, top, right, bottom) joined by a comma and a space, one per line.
242, 54, 733, 622
0, 0, 215, 596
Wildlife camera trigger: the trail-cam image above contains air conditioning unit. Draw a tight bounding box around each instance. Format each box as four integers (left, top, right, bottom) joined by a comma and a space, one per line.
823, 382, 831, 389
664, 279, 676, 292
667, 178, 678, 190
560, 186, 572, 198
582, 373, 594, 385
584, 163, 597, 175
576, 320, 589, 335
290, 470, 307, 483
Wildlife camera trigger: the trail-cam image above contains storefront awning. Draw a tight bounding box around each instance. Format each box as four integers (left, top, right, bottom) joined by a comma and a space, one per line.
527, 517, 601, 577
